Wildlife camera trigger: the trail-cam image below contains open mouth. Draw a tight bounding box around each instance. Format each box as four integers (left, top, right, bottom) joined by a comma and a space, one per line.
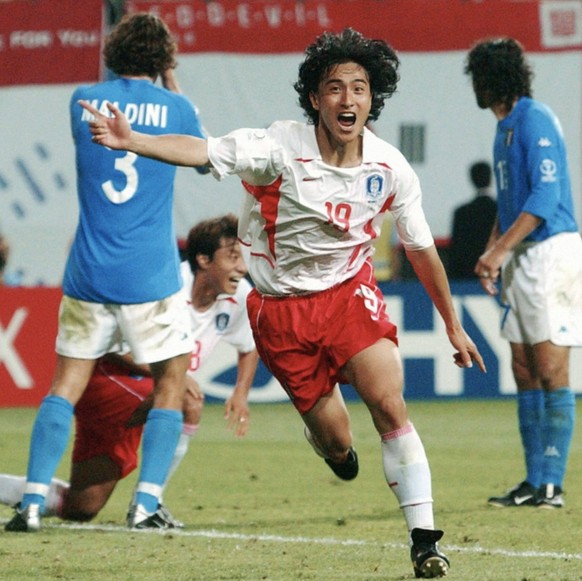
337, 112, 356, 127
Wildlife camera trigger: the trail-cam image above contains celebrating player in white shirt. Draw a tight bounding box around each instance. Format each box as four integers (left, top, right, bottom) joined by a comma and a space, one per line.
80, 28, 485, 579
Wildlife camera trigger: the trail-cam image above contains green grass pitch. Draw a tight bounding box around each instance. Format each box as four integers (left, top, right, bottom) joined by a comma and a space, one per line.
1, 400, 580, 580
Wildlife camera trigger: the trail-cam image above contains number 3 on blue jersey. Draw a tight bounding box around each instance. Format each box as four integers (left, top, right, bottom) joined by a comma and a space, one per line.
102, 152, 139, 204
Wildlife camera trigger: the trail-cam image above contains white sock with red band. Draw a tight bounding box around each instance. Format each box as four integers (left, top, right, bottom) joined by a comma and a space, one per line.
381, 423, 435, 532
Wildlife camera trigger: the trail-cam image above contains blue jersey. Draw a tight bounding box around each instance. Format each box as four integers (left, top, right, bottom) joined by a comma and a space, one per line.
493, 97, 578, 242
64, 78, 206, 303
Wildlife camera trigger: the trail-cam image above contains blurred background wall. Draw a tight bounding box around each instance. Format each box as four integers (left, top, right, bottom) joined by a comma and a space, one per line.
2, 0, 582, 403
1, 0, 581, 285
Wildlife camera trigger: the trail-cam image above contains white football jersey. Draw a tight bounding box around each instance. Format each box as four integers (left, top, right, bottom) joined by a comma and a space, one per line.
180, 262, 255, 375
208, 121, 433, 295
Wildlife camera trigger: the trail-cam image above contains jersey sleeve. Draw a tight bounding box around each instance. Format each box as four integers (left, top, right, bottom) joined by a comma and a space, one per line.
207, 126, 285, 185
389, 157, 434, 251
521, 108, 565, 222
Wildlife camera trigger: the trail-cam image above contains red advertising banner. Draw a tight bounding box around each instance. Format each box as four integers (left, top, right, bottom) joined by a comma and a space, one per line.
0, 0, 104, 87
127, 0, 582, 54
0, 287, 61, 407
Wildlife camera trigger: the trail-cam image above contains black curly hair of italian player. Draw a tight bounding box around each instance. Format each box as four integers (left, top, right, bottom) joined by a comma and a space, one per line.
104, 13, 177, 79
464, 37, 533, 111
294, 28, 400, 125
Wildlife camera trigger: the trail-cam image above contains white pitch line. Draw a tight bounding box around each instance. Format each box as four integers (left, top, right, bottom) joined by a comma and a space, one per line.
3, 519, 581, 561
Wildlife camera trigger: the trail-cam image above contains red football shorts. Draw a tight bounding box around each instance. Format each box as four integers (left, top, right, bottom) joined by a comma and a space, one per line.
73, 359, 153, 478
247, 262, 398, 415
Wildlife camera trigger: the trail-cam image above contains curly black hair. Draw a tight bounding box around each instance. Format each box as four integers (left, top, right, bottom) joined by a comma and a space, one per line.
104, 13, 177, 79
294, 28, 399, 125
464, 38, 533, 110
186, 214, 238, 273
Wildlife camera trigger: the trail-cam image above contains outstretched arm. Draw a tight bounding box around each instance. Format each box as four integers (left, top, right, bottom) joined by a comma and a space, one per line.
78, 100, 210, 168
406, 244, 487, 372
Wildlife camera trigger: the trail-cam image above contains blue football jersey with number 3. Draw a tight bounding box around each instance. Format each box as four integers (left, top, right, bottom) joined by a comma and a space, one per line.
65, 78, 205, 303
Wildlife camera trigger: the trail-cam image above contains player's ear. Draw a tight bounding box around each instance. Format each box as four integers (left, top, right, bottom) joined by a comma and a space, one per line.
309, 91, 320, 111
196, 253, 211, 270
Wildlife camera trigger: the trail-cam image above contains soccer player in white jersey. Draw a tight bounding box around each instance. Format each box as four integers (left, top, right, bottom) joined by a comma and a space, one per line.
80, 28, 486, 579
5, 13, 209, 533
1, 215, 257, 526
465, 38, 582, 510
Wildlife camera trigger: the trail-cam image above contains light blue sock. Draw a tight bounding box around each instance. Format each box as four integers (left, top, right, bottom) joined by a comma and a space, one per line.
135, 408, 182, 513
541, 388, 575, 488
517, 390, 544, 488
22, 395, 73, 512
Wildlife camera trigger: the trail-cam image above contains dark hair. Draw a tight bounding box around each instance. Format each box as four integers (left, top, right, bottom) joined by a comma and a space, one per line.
186, 214, 238, 273
294, 28, 399, 125
470, 161, 492, 190
104, 13, 177, 78
464, 38, 533, 110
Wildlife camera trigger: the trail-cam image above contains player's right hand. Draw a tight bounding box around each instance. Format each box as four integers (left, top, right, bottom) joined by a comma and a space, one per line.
78, 100, 131, 150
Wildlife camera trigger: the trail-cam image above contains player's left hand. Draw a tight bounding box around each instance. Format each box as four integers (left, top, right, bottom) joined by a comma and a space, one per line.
475, 246, 505, 296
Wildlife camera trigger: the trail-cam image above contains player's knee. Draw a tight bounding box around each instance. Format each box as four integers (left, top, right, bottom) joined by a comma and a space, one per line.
369, 391, 407, 427
538, 362, 568, 390
61, 493, 105, 522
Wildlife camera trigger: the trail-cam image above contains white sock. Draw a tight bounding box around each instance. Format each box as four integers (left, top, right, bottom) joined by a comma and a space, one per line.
0, 474, 26, 507
158, 423, 197, 504
381, 423, 434, 532
45, 477, 70, 517
0, 473, 69, 517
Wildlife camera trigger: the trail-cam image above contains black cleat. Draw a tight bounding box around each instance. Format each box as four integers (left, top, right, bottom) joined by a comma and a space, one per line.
127, 503, 177, 529
158, 503, 185, 527
488, 481, 537, 508
410, 528, 450, 578
325, 448, 359, 481
4, 503, 41, 532
304, 426, 359, 481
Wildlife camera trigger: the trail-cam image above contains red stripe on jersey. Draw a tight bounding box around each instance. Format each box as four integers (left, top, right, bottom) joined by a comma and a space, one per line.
250, 251, 275, 269
243, 177, 283, 264
363, 194, 396, 243
218, 296, 239, 305
356, 192, 396, 266
380, 193, 396, 213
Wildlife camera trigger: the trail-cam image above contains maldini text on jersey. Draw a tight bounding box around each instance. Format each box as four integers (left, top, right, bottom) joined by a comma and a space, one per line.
80, 99, 169, 128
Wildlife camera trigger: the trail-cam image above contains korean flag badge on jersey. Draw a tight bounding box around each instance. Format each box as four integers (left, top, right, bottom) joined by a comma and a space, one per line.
366, 173, 384, 203
215, 312, 230, 332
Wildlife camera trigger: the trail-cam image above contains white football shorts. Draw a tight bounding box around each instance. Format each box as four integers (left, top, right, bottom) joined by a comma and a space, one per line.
56, 290, 194, 363
500, 232, 582, 346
